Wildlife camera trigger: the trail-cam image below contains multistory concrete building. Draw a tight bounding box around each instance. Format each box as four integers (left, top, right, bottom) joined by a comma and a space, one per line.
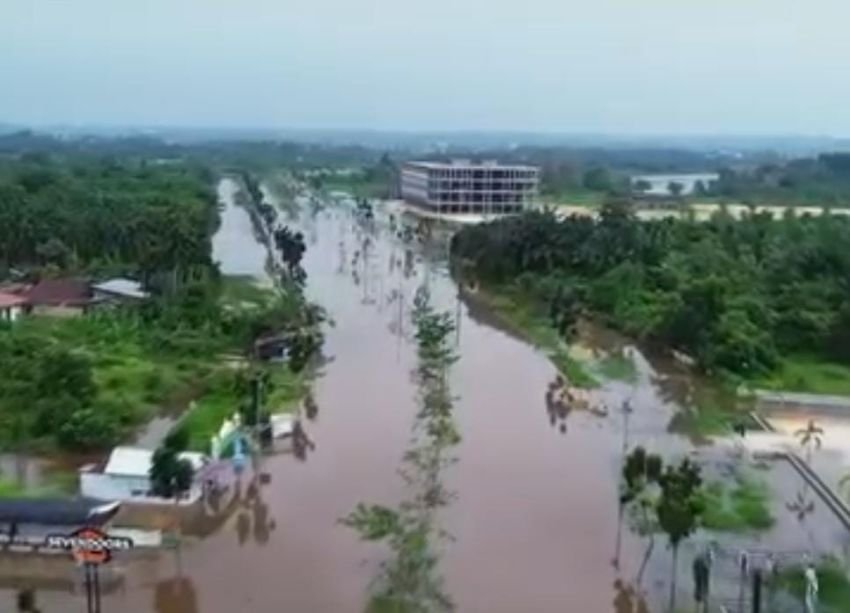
401, 160, 539, 216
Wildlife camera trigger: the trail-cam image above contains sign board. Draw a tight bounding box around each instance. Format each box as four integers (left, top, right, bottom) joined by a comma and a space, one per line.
45, 526, 133, 565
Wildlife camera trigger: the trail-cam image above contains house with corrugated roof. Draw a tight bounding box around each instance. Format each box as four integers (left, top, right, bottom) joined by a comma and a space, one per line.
23, 278, 94, 316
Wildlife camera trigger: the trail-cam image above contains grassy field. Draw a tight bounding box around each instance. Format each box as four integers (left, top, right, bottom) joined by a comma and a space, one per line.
749, 355, 850, 396
700, 474, 774, 532
179, 366, 308, 453
10, 314, 222, 445
668, 402, 756, 438
542, 189, 607, 208
315, 172, 389, 200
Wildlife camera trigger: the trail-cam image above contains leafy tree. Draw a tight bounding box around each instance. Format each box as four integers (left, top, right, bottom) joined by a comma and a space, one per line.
273, 226, 307, 279
633, 179, 652, 194
452, 205, 850, 380
656, 459, 703, 611
57, 407, 120, 450
150, 429, 194, 499
621, 447, 663, 585
549, 284, 581, 341
149, 446, 194, 499
667, 181, 685, 198
794, 419, 823, 463
583, 166, 614, 192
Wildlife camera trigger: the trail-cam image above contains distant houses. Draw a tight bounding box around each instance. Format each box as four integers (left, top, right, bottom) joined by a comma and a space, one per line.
0, 277, 150, 321
24, 278, 94, 316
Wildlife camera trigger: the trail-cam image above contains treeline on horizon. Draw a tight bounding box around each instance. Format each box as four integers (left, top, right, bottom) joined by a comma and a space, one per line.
7, 129, 850, 208
451, 201, 850, 379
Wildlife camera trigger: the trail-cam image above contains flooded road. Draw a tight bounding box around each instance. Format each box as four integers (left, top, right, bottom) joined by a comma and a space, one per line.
1, 179, 686, 612
212, 177, 272, 283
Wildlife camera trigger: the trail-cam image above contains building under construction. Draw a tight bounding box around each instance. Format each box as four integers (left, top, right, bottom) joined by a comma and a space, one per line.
400, 160, 539, 216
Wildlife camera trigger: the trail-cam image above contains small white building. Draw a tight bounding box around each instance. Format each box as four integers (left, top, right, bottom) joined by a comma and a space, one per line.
0, 292, 26, 323
80, 446, 206, 504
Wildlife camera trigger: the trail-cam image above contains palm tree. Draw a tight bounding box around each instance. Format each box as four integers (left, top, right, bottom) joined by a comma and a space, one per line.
794, 419, 824, 463
786, 489, 816, 522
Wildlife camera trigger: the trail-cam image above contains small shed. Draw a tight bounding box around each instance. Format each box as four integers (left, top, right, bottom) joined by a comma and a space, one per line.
80, 446, 206, 503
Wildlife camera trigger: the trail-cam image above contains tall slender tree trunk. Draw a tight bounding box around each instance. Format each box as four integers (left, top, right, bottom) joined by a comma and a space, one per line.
668, 544, 679, 612
614, 500, 623, 569
636, 534, 655, 587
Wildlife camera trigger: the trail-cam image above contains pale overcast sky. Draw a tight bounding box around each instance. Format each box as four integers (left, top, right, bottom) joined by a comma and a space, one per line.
2, 0, 849, 135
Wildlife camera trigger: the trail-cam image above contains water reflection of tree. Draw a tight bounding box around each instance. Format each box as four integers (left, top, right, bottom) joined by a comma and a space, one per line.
15, 588, 40, 613
292, 420, 316, 462
786, 486, 816, 550
303, 389, 319, 421
185, 476, 243, 539
235, 475, 276, 547
612, 579, 649, 613
545, 375, 572, 434
154, 576, 198, 613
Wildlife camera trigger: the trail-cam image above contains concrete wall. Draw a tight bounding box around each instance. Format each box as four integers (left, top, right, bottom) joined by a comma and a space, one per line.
80, 472, 202, 506
0, 305, 23, 322
80, 473, 150, 501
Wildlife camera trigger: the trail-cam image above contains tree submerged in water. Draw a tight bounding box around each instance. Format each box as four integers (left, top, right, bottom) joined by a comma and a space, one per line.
343, 288, 459, 612
620, 447, 704, 611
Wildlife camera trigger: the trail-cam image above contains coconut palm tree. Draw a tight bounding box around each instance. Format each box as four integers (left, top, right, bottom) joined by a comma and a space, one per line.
786, 489, 816, 522
794, 419, 824, 463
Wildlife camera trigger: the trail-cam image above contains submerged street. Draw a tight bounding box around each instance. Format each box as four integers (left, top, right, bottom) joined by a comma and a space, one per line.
81, 180, 637, 612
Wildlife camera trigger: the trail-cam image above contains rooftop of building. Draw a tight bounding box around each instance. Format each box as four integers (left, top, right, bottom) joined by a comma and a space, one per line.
103, 446, 207, 478
24, 278, 92, 307
92, 278, 149, 300
404, 159, 539, 172
0, 499, 121, 527
0, 291, 27, 308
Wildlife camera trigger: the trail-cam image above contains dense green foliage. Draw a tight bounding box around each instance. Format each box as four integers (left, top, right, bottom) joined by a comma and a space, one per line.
0, 156, 217, 278
0, 151, 323, 452
452, 203, 850, 379
699, 475, 774, 532
0, 278, 315, 450
710, 153, 850, 207
149, 428, 194, 499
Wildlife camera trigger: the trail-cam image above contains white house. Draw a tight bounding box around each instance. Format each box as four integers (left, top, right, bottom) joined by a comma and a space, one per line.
80, 446, 206, 504
0, 292, 26, 323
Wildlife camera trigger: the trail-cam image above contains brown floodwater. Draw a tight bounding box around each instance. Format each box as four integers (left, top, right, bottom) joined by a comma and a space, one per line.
0, 183, 727, 612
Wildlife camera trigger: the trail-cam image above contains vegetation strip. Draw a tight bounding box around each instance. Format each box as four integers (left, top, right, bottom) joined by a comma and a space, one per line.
344, 288, 460, 612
